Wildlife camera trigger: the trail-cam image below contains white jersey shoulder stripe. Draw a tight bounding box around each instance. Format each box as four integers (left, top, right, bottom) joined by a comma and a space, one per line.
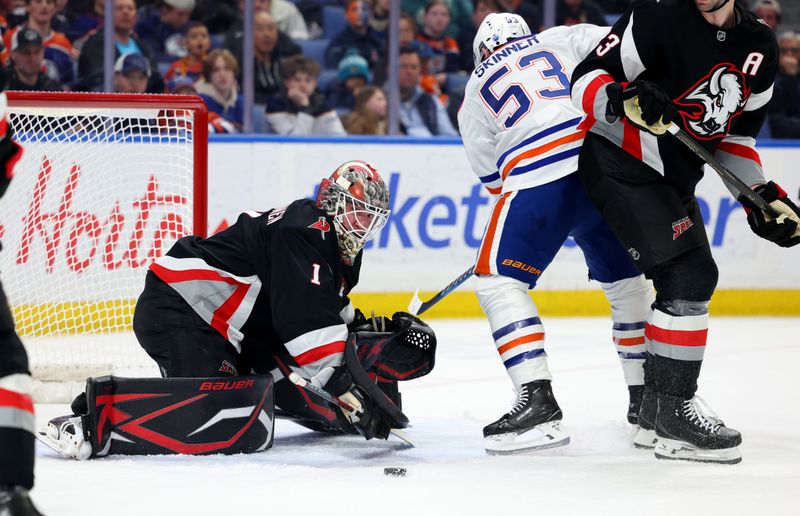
744, 84, 773, 112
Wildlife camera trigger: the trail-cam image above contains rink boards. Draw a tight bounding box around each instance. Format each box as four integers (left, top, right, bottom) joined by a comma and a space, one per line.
207, 136, 800, 316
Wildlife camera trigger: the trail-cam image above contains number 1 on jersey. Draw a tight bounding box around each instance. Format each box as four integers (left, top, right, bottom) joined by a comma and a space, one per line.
310, 263, 321, 285
479, 49, 571, 128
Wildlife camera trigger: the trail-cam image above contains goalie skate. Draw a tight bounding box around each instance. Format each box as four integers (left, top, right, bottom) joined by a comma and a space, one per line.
36, 415, 92, 460
483, 380, 570, 455
653, 394, 742, 464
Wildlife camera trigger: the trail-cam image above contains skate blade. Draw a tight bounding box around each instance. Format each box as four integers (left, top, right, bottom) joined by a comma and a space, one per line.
484, 421, 570, 456
633, 427, 657, 449
654, 437, 742, 464
36, 430, 91, 460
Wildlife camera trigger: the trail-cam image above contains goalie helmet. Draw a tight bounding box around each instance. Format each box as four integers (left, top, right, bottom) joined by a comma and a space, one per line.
472, 12, 531, 68
317, 160, 390, 264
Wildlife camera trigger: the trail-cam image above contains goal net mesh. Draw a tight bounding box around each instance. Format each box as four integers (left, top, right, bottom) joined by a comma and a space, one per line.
0, 97, 202, 401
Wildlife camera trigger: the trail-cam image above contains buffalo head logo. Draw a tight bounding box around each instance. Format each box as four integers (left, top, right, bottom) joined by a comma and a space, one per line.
675, 64, 748, 140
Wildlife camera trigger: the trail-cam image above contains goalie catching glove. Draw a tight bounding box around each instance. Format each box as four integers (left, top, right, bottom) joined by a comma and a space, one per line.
739, 181, 800, 248
606, 80, 676, 136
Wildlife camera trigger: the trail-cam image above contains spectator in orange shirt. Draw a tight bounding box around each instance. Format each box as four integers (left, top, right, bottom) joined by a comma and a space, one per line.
2, 0, 76, 86
415, 0, 460, 92
164, 21, 210, 90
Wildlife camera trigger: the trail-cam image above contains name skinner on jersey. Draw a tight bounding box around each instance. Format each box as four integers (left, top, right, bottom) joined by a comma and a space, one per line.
473, 35, 539, 78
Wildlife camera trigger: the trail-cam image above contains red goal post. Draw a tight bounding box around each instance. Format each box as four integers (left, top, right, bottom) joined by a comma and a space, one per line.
1, 91, 208, 401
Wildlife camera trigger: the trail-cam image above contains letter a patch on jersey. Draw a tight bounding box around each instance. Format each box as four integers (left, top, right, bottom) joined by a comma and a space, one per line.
309, 217, 331, 239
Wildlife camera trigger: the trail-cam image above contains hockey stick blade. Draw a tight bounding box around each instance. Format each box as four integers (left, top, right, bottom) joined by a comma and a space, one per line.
667, 124, 780, 218
408, 266, 475, 316
407, 289, 423, 316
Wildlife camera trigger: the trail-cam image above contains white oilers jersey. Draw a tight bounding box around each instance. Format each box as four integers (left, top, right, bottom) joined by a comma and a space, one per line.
459, 24, 610, 195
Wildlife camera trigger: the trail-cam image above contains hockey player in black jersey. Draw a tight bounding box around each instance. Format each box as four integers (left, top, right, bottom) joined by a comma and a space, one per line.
42, 160, 437, 459
571, 0, 800, 464
0, 94, 44, 515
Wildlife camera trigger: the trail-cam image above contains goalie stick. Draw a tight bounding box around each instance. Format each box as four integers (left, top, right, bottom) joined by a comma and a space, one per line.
407, 266, 475, 316
288, 372, 414, 447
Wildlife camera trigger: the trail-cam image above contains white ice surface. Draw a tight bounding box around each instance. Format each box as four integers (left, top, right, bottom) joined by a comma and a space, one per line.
32, 317, 800, 515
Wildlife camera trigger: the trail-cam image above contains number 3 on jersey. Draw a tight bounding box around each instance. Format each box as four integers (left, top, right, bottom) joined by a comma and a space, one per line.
479, 50, 571, 128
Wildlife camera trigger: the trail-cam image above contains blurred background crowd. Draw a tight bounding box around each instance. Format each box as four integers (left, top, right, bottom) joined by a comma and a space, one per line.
0, 0, 797, 137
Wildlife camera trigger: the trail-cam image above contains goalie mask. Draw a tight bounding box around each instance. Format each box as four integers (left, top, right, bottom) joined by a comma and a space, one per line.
316, 160, 390, 265
472, 12, 531, 68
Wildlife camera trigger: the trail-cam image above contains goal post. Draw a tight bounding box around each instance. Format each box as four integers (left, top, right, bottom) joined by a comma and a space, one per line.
0, 91, 208, 401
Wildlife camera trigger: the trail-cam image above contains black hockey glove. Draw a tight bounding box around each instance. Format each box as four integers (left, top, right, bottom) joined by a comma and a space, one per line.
606, 81, 675, 136
323, 366, 393, 440
739, 181, 800, 248
347, 307, 368, 332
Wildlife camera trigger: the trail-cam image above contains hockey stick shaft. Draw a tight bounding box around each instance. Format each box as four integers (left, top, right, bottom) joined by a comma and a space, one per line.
407, 266, 475, 316
288, 372, 362, 416
667, 124, 780, 218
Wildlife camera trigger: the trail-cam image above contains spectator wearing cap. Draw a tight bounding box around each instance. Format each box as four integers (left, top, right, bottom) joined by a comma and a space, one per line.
456, 0, 498, 73
416, 0, 461, 92
1, 0, 76, 86
769, 31, 800, 138
751, 0, 780, 30
327, 53, 372, 114
402, 0, 473, 39
164, 21, 209, 91
325, 0, 383, 70
266, 55, 346, 135
78, 0, 164, 93
169, 75, 197, 95
136, 0, 196, 63
195, 49, 243, 133
113, 52, 150, 93
4, 26, 63, 90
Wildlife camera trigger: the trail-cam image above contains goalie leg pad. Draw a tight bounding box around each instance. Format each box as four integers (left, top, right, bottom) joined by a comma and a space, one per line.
74, 375, 274, 458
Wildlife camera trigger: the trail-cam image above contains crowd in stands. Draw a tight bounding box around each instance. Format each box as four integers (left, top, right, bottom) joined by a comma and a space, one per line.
0, 0, 796, 137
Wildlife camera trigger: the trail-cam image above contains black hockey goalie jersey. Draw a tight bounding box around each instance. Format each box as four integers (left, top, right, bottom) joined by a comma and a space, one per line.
571, 0, 778, 191
149, 199, 361, 378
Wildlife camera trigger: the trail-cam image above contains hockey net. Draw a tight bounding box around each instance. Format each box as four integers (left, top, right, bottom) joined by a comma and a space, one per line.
0, 92, 207, 402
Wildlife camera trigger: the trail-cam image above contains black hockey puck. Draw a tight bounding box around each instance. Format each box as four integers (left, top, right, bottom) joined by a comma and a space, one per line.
383, 467, 407, 477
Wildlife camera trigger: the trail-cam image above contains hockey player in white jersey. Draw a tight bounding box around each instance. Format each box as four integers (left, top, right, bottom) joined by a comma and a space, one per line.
458, 14, 656, 455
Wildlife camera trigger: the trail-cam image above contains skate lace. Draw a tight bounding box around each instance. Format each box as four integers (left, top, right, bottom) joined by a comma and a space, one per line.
508, 385, 530, 416
682, 396, 723, 433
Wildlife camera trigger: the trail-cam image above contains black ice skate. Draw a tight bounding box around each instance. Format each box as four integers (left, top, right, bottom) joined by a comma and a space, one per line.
632, 387, 658, 449
627, 385, 643, 424
483, 380, 570, 455
0, 486, 44, 516
654, 394, 742, 464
